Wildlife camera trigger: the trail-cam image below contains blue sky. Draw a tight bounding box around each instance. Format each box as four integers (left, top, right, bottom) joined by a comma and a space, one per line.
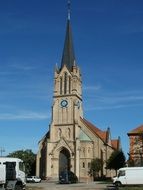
0, 0, 143, 158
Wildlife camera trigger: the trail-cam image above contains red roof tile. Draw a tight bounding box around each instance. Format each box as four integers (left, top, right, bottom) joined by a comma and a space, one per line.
128, 125, 143, 135
80, 118, 107, 142
111, 139, 119, 150
80, 117, 120, 150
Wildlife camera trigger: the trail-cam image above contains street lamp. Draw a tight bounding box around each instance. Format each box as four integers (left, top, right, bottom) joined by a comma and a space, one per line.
0, 147, 5, 157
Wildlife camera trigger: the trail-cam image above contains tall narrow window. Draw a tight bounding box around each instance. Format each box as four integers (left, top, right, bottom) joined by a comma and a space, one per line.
88, 162, 91, 168
83, 147, 85, 157
82, 162, 85, 168
67, 128, 71, 138
69, 76, 71, 94
58, 128, 62, 138
60, 77, 62, 95
88, 147, 90, 154
64, 72, 67, 94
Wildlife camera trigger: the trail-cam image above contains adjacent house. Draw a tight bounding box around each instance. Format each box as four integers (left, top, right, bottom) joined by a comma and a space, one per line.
128, 125, 143, 166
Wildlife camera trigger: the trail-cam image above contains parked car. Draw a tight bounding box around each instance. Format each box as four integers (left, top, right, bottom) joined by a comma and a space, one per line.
59, 171, 78, 184
26, 176, 41, 183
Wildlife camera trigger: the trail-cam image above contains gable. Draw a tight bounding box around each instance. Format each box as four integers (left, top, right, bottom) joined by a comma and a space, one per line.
80, 117, 107, 142
80, 117, 120, 150
50, 137, 74, 155
79, 129, 92, 141
58, 65, 72, 77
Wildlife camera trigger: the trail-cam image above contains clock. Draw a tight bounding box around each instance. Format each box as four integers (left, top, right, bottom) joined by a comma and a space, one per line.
60, 100, 68, 107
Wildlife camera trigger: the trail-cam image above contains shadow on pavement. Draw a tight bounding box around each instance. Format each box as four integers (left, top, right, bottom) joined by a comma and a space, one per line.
106, 185, 119, 190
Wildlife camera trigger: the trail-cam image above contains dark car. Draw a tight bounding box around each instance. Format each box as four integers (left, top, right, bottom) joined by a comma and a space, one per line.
59, 171, 78, 184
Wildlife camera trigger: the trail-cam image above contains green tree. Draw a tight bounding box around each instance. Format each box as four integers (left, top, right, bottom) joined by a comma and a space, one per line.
89, 158, 103, 180
106, 150, 126, 174
8, 149, 36, 175
127, 158, 135, 167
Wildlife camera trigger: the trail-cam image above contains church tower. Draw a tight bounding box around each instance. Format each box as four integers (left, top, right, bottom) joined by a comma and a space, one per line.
36, 1, 121, 181
48, 0, 83, 178
36, 1, 83, 180
51, 4, 83, 141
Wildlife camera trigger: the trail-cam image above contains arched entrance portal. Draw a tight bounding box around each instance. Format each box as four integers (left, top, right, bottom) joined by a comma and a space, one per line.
59, 148, 70, 174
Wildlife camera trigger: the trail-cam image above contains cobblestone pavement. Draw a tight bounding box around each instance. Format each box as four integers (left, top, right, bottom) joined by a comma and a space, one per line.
27, 181, 115, 190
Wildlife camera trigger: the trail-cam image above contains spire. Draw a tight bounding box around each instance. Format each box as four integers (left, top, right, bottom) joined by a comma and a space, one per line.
60, 0, 76, 71
68, 0, 71, 20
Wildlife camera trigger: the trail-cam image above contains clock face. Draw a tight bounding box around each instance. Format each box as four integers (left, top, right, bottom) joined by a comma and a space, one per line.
61, 100, 68, 107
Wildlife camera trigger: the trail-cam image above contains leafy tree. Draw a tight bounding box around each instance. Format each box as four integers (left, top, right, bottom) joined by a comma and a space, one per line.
127, 158, 135, 167
106, 150, 126, 174
8, 149, 36, 175
89, 158, 103, 179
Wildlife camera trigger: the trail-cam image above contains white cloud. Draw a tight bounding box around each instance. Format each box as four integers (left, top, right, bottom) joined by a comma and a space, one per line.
95, 103, 143, 111
84, 90, 143, 111
10, 63, 36, 71
97, 94, 143, 105
0, 111, 50, 120
83, 85, 101, 91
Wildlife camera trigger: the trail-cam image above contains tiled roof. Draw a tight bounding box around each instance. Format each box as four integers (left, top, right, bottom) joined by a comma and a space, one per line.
128, 125, 143, 135
81, 118, 107, 142
111, 139, 119, 150
38, 131, 50, 144
80, 117, 120, 150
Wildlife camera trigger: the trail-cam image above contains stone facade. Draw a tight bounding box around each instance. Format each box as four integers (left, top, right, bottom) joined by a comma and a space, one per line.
36, 12, 120, 181
128, 125, 143, 166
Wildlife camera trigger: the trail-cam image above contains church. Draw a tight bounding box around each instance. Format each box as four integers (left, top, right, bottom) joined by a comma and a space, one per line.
36, 3, 121, 181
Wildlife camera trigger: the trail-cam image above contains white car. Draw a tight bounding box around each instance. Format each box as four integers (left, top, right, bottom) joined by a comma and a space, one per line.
26, 176, 41, 183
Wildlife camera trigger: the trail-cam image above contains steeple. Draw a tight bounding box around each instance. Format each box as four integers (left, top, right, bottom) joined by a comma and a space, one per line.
60, 0, 76, 71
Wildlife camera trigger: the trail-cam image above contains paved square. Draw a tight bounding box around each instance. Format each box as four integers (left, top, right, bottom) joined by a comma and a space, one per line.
27, 181, 113, 190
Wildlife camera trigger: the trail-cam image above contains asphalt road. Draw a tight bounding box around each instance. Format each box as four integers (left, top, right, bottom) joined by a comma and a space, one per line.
27, 181, 116, 190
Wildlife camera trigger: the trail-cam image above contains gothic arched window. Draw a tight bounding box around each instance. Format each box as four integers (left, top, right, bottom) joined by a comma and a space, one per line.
82, 162, 85, 168
64, 72, 67, 94
83, 147, 85, 156
58, 128, 62, 138
88, 147, 90, 154
60, 77, 62, 95
67, 128, 71, 138
88, 162, 91, 168
69, 76, 71, 94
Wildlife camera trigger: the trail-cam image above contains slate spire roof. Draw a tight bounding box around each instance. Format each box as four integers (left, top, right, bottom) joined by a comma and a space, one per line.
60, 1, 76, 71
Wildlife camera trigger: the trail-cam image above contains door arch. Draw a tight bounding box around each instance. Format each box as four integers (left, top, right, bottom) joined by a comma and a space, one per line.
59, 148, 70, 174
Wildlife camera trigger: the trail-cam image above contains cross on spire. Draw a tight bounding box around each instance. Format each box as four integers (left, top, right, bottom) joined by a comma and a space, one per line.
68, 0, 71, 20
